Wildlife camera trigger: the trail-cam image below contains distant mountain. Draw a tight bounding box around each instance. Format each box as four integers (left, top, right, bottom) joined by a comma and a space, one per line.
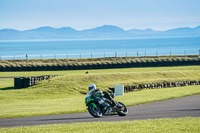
0, 29, 21, 40
195, 25, 200, 29
127, 28, 160, 34
21, 26, 79, 39
166, 25, 200, 34
80, 25, 127, 38
26, 26, 77, 33
165, 27, 196, 34
82, 25, 125, 33
0, 25, 199, 40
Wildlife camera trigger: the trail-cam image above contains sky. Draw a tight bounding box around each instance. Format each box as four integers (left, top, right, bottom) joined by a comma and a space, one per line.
0, 0, 200, 31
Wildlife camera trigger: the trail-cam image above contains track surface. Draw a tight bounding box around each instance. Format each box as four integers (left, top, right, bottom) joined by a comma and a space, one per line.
0, 95, 200, 127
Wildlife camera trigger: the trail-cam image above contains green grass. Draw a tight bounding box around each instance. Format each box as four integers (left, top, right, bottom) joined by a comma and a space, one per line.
0, 71, 68, 77
0, 117, 200, 133
0, 55, 199, 68
114, 86, 200, 106
0, 79, 13, 89
0, 86, 199, 118
0, 65, 200, 77
1, 55, 199, 72
0, 66, 200, 118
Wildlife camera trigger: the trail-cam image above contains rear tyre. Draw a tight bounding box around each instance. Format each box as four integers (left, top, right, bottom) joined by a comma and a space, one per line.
88, 103, 102, 118
116, 102, 128, 116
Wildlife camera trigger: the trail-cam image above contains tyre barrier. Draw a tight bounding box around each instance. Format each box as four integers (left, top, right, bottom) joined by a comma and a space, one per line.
14, 75, 58, 89
109, 80, 200, 92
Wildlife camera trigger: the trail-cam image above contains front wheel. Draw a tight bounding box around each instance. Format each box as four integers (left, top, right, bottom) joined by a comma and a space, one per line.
88, 103, 102, 118
116, 102, 128, 116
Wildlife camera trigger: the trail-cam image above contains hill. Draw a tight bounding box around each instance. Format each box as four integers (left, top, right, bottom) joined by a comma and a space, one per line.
0, 25, 200, 40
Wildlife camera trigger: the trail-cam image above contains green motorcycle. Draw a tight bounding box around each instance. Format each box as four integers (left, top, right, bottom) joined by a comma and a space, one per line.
85, 91, 128, 118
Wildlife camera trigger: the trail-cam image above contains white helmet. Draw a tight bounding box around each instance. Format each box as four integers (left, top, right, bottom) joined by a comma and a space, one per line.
88, 84, 96, 92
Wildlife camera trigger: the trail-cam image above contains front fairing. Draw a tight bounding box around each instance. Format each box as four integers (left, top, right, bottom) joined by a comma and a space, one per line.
85, 96, 92, 104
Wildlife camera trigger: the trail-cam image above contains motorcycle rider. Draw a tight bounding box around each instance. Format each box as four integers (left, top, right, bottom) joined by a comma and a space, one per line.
85, 84, 112, 115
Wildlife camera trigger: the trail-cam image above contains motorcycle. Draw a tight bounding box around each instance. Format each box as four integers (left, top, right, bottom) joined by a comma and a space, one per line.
85, 90, 128, 117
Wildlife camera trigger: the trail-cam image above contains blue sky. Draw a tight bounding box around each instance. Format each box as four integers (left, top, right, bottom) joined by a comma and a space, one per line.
0, 0, 200, 31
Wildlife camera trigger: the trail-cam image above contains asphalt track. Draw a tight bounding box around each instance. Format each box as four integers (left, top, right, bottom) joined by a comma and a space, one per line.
0, 95, 200, 128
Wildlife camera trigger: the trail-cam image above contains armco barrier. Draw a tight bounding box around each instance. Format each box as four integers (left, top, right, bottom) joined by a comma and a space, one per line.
14, 75, 58, 89
109, 80, 200, 92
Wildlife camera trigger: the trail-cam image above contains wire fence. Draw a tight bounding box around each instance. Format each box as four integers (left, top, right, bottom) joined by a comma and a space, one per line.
0, 50, 200, 60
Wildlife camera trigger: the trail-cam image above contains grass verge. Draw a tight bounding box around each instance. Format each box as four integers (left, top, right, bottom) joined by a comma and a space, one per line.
0, 65, 200, 77
0, 86, 199, 118
0, 79, 13, 89
0, 66, 200, 118
0, 55, 199, 68
0, 117, 199, 133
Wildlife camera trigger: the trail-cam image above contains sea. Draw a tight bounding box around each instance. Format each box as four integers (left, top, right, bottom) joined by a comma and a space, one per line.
0, 36, 200, 60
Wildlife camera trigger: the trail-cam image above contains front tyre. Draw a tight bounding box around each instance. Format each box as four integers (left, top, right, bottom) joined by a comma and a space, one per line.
116, 102, 128, 116
88, 103, 102, 118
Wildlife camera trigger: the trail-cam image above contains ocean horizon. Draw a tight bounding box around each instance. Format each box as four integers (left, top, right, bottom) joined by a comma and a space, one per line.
0, 36, 200, 60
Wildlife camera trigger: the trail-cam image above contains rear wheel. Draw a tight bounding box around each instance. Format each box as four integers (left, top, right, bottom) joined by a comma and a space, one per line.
88, 103, 102, 118
116, 102, 128, 116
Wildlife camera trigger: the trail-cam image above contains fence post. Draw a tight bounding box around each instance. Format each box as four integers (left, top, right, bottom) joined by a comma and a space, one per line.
170, 50, 171, 56
91, 53, 92, 58
137, 51, 138, 57
126, 52, 127, 57
26, 55, 28, 70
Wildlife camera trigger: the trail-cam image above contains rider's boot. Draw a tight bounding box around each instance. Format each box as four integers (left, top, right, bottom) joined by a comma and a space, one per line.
116, 102, 123, 108
104, 107, 112, 115
102, 102, 112, 115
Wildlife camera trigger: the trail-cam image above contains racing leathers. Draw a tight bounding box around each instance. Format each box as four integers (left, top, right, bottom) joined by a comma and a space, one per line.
85, 89, 111, 114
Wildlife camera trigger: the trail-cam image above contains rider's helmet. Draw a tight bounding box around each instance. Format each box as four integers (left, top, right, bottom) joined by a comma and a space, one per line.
88, 84, 96, 92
